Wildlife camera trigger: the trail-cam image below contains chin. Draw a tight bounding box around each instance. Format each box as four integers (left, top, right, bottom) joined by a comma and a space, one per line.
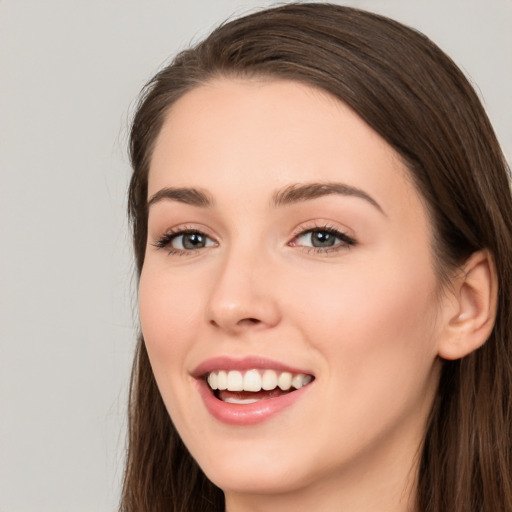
205, 465, 306, 496
194, 443, 321, 496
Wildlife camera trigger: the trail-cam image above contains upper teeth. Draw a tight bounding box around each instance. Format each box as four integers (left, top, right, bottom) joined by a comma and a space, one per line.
207, 369, 313, 392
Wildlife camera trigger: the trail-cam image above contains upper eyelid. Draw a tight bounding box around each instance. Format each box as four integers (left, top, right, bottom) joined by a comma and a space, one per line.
294, 227, 349, 238
289, 222, 357, 249
152, 223, 218, 240
150, 221, 356, 249
152, 231, 218, 256
151, 225, 217, 249
292, 229, 355, 244
290, 220, 354, 238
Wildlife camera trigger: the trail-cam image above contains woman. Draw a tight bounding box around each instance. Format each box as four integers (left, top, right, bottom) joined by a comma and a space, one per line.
121, 4, 512, 511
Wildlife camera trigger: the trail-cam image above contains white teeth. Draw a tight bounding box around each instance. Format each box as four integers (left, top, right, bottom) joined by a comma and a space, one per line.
277, 372, 292, 390
224, 397, 260, 405
243, 369, 262, 392
261, 369, 278, 390
206, 368, 313, 393
217, 370, 228, 390
207, 372, 218, 390
227, 371, 244, 391
292, 373, 312, 389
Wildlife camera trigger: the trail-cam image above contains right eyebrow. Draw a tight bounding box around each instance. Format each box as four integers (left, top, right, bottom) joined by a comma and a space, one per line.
272, 182, 385, 215
147, 187, 213, 208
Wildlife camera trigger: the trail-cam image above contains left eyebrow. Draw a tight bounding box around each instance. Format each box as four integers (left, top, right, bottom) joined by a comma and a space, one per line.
271, 182, 385, 215
147, 187, 213, 208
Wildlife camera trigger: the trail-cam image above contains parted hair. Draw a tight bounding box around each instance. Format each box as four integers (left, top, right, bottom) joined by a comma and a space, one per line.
122, 4, 512, 511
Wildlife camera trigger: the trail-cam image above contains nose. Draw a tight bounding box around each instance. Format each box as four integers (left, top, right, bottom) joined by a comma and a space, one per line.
206, 246, 281, 334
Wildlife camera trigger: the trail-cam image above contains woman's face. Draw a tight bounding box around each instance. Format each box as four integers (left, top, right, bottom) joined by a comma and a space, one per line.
139, 79, 445, 505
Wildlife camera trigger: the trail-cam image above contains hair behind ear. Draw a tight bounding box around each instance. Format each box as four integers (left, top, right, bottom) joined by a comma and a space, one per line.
419, 247, 512, 512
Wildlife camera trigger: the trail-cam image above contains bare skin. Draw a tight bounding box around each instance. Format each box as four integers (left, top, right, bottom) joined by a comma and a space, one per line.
139, 78, 495, 512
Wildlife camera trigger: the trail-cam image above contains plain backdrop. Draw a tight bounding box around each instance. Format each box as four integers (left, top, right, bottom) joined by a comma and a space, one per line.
0, 1, 510, 511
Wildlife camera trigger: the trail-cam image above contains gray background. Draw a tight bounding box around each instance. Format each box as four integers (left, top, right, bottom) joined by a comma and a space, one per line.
1, 1, 510, 511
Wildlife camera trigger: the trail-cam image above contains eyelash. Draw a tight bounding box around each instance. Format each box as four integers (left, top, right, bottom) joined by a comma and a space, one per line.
289, 224, 356, 254
152, 224, 356, 256
152, 227, 217, 256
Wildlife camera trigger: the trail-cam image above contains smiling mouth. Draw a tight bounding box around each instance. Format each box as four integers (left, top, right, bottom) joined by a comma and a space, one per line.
206, 369, 314, 404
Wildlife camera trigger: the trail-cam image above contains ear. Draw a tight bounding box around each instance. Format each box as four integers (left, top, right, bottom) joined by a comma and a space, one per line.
437, 250, 498, 360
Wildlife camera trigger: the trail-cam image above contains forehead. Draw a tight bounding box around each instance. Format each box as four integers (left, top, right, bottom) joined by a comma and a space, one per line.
149, 78, 422, 220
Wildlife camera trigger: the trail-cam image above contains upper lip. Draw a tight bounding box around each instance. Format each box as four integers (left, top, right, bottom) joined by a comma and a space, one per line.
191, 356, 314, 379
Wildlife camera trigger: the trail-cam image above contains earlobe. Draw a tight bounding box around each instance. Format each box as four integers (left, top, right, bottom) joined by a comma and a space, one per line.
437, 250, 498, 360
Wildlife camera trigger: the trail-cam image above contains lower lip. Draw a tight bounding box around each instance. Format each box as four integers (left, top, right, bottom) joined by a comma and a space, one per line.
196, 380, 312, 426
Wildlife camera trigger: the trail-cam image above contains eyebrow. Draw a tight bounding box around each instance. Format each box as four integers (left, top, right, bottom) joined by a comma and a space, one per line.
147, 182, 384, 215
147, 187, 213, 208
272, 182, 385, 214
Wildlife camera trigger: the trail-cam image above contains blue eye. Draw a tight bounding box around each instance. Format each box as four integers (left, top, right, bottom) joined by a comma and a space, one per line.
301, 231, 337, 248
154, 230, 216, 253
172, 232, 214, 250
293, 228, 355, 250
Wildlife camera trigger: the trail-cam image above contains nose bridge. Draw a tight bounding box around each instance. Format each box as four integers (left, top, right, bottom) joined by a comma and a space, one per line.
206, 235, 280, 332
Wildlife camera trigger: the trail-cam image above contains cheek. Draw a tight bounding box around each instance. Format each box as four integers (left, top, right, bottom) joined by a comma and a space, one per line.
138, 265, 201, 376
286, 257, 441, 456
285, 252, 440, 385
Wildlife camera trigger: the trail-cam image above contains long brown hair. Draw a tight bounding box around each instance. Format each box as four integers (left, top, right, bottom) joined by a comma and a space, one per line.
122, 4, 512, 511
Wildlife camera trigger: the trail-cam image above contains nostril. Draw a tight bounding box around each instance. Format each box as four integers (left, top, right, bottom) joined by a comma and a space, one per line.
239, 318, 260, 326
209, 317, 262, 330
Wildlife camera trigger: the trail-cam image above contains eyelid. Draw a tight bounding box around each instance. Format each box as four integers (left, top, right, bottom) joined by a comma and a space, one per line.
150, 220, 356, 256
288, 221, 357, 252
151, 224, 219, 254
290, 220, 354, 240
